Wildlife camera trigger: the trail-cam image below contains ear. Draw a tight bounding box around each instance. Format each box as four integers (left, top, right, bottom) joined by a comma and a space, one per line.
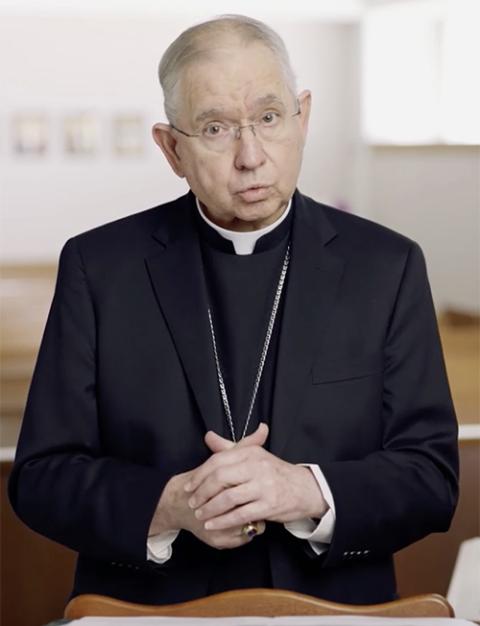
296, 89, 312, 141
152, 123, 185, 178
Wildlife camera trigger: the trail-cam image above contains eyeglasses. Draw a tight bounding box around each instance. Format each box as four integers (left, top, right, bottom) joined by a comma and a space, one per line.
170, 100, 301, 152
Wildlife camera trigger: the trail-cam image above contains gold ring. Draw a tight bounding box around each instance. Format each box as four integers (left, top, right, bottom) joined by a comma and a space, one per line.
241, 522, 259, 539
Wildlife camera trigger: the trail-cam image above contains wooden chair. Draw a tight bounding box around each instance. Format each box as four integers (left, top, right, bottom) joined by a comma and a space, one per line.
64, 588, 454, 619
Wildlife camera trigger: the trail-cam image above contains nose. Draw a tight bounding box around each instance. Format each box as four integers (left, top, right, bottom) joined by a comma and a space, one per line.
233, 125, 266, 171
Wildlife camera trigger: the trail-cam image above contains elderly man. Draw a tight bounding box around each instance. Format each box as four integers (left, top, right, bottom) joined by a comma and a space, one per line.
9, 15, 458, 606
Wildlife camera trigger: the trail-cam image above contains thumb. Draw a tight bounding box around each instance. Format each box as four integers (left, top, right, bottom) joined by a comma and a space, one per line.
204, 422, 269, 453
235, 422, 269, 449
204, 430, 235, 453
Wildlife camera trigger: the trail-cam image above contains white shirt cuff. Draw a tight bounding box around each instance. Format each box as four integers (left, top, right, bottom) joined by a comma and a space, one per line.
283, 463, 336, 556
146, 529, 180, 563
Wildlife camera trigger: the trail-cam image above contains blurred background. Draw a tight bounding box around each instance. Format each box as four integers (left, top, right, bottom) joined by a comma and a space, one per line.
0, 0, 478, 624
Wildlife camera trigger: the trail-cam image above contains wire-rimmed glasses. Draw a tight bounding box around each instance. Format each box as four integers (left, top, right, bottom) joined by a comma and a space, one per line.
170, 100, 301, 152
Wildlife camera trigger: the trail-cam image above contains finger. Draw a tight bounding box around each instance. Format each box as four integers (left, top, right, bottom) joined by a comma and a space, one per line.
211, 524, 265, 549
184, 447, 251, 493
194, 481, 256, 521
204, 502, 265, 532
203, 520, 266, 550
232, 520, 266, 541
185, 425, 269, 495
188, 463, 252, 510
235, 422, 269, 449
204, 430, 235, 453
243, 520, 266, 537
204, 422, 269, 454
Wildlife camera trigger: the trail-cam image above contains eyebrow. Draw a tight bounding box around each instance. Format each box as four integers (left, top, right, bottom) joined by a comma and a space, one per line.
253, 94, 286, 109
194, 108, 227, 124
194, 94, 286, 124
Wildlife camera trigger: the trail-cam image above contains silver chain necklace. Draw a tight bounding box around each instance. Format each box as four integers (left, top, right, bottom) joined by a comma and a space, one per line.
207, 240, 291, 442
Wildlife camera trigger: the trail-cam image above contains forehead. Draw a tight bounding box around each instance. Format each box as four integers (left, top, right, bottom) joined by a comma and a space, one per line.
178, 42, 291, 121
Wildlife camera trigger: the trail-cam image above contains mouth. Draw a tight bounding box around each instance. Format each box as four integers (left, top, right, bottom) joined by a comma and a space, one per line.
235, 185, 271, 202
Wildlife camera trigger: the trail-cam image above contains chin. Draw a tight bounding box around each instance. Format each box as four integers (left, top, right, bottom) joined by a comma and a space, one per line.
229, 205, 284, 231
236, 198, 283, 217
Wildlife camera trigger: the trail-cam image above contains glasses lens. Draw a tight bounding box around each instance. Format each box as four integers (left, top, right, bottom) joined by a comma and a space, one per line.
256, 117, 288, 142
199, 107, 298, 151
201, 132, 232, 152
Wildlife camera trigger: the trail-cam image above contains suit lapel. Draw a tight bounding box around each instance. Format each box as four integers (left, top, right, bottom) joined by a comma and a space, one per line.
145, 194, 225, 437
269, 192, 345, 457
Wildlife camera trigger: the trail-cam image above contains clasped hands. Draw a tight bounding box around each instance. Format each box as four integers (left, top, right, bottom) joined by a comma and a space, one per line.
150, 423, 328, 550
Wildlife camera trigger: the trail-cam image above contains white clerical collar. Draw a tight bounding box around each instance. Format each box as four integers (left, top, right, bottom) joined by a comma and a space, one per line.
195, 196, 292, 255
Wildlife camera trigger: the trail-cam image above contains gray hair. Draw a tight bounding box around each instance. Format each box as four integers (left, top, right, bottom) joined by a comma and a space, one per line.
158, 14, 297, 125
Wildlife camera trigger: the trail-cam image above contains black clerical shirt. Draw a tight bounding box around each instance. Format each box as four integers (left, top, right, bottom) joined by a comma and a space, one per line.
194, 202, 293, 441
193, 202, 293, 591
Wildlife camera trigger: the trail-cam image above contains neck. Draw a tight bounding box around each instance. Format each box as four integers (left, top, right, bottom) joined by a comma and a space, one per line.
199, 203, 288, 232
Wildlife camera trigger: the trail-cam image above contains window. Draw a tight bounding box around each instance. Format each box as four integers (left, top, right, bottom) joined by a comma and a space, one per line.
361, 0, 480, 145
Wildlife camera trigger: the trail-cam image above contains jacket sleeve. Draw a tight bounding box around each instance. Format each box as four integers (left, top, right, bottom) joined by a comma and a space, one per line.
315, 241, 459, 567
8, 237, 170, 565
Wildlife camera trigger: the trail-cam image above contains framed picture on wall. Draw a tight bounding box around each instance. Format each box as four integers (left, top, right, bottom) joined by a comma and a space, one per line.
112, 114, 145, 156
11, 113, 49, 155
63, 113, 98, 155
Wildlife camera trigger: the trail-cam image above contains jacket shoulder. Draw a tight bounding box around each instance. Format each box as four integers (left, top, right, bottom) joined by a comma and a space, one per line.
302, 194, 417, 258
59, 195, 191, 267
75, 195, 186, 243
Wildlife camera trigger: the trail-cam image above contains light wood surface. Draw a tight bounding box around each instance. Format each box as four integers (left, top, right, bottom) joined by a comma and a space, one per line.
439, 311, 480, 425
64, 589, 454, 619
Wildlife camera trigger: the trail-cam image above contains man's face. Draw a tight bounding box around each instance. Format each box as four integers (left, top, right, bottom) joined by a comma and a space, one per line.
153, 40, 311, 231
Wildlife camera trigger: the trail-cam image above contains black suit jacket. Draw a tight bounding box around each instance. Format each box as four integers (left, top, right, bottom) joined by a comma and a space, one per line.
9, 190, 458, 605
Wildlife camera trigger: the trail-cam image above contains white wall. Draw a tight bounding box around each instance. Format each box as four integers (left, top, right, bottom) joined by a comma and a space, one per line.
367, 145, 480, 311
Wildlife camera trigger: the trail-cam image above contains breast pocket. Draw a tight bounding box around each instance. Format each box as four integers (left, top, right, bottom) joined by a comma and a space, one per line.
311, 354, 384, 384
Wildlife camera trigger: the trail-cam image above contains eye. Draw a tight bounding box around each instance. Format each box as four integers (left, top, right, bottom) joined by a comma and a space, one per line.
203, 123, 228, 138
261, 111, 280, 125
